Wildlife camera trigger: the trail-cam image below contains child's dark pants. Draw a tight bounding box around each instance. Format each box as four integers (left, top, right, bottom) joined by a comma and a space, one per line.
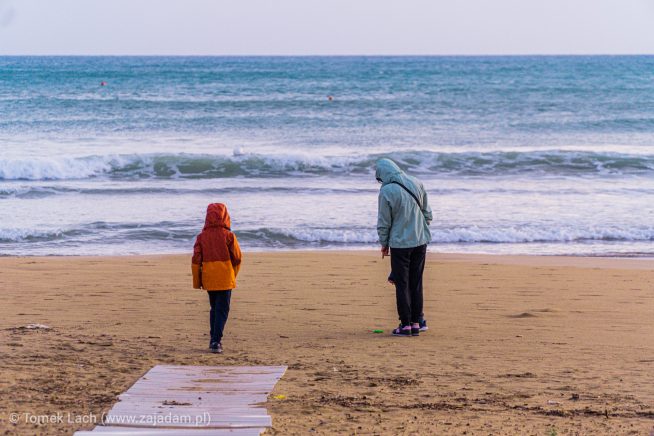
390, 244, 426, 326
207, 290, 231, 344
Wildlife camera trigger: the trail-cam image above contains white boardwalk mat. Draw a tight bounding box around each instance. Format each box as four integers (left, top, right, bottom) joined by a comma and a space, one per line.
74, 365, 287, 436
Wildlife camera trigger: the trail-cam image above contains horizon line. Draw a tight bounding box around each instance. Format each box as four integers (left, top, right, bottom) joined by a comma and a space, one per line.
1, 53, 654, 57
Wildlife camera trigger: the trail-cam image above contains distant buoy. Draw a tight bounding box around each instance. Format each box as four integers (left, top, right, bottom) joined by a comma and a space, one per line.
327, 95, 333, 101
100, 81, 107, 86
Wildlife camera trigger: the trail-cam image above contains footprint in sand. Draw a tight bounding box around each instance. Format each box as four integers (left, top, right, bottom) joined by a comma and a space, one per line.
508, 312, 537, 318
508, 308, 558, 318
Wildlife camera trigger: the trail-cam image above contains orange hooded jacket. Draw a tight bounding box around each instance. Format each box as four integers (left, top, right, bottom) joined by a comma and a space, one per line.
192, 203, 242, 291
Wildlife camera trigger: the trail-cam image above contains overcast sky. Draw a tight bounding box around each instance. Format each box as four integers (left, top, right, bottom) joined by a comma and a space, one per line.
1, 0, 653, 55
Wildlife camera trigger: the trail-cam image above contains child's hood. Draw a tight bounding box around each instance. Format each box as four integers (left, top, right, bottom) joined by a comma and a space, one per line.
204, 203, 231, 230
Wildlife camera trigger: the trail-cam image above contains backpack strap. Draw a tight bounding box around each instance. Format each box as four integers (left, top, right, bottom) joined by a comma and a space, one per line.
390, 181, 423, 209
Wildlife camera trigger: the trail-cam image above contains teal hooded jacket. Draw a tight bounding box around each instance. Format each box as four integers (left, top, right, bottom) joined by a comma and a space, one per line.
376, 158, 432, 248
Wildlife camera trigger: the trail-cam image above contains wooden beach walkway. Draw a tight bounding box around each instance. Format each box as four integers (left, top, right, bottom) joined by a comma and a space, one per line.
74, 365, 287, 436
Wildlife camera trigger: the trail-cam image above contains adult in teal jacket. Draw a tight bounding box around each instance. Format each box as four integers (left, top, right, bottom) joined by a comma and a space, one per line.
376, 158, 432, 337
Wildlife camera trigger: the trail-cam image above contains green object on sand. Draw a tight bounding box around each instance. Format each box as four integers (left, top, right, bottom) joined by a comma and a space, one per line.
373, 329, 384, 334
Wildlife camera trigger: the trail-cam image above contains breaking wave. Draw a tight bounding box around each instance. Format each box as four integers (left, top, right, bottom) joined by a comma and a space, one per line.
5, 223, 654, 246
2, 149, 654, 181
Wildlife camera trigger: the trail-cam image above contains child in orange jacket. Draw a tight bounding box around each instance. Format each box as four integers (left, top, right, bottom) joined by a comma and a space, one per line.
192, 203, 242, 354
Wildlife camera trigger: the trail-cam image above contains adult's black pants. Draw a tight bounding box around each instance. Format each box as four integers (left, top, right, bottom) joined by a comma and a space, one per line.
207, 290, 231, 344
391, 244, 426, 326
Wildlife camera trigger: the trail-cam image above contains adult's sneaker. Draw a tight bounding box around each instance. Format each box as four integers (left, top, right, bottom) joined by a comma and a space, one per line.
392, 325, 412, 337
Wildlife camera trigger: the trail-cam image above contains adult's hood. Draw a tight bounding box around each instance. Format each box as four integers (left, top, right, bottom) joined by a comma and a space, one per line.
204, 203, 231, 230
375, 158, 405, 185
375, 158, 423, 201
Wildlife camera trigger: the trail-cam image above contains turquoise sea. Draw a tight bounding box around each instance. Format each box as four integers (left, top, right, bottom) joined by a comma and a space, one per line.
1, 56, 654, 255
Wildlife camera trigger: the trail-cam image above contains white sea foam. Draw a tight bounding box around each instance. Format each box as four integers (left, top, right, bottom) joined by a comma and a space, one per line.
0, 227, 65, 243
0, 156, 112, 180
249, 225, 654, 245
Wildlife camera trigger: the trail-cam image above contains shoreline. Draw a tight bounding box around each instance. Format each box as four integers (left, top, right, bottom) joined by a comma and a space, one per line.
2, 250, 653, 268
2, 251, 653, 434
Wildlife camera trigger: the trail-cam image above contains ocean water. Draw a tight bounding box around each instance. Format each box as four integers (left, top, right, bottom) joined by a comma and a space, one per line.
1, 56, 654, 256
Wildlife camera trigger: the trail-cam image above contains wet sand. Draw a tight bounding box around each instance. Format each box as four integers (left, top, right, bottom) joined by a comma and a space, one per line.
1, 252, 653, 435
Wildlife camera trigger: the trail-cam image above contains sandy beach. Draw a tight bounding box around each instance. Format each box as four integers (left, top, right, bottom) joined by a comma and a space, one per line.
1, 251, 653, 435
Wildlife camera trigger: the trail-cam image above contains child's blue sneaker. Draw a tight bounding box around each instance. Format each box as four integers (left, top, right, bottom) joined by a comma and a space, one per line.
419, 320, 428, 332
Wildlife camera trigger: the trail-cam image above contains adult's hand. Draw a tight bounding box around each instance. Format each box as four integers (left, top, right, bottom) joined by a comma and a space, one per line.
381, 246, 390, 258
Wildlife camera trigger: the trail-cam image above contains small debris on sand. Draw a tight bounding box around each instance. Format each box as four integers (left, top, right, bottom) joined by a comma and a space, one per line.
162, 400, 192, 406
26, 323, 50, 329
